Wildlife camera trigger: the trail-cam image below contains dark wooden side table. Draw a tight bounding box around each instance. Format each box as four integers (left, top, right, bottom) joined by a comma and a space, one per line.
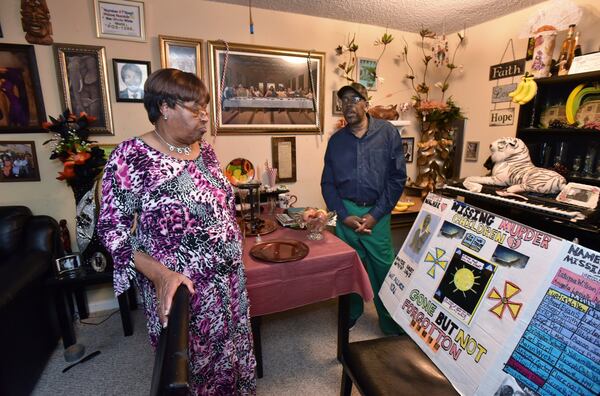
46, 267, 137, 349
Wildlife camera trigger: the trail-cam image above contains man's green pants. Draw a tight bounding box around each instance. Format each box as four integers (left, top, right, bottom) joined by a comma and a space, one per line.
336, 200, 403, 335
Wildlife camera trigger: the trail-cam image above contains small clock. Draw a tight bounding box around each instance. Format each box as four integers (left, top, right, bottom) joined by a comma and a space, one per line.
90, 251, 108, 272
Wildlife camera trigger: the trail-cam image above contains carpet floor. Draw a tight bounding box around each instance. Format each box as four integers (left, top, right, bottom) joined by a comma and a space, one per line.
33, 298, 385, 395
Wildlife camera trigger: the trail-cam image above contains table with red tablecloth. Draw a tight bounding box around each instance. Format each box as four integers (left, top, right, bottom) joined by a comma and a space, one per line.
242, 225, 373, 377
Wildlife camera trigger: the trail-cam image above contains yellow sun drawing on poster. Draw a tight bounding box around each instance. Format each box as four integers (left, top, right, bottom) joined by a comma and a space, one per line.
451, 266, 480, 297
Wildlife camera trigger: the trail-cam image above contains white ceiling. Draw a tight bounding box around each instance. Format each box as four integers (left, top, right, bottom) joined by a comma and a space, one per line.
207, 0, 547, 34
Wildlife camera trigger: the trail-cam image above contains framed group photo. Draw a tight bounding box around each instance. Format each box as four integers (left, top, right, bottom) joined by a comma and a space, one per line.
402, 137, 414, 163
208, 41, 325, 134
0, 44, 46, 133
112, 59, 150, 102
54, 43, 114, 135
0, 140, 40, 182
159, 35, 203, 76
358, 58, 378, 91
94, 0, 146, 42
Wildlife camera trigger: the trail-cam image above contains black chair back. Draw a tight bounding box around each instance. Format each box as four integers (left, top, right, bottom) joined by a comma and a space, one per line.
149, 285, 190, 396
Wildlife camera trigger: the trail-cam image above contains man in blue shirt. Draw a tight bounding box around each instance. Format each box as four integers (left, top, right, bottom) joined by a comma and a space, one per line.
321, 83, 406, 335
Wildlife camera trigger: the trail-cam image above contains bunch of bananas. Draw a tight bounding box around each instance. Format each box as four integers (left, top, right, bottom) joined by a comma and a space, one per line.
393, 200, 415, 212
565, 83, 600, 124
509, 74, 538, 105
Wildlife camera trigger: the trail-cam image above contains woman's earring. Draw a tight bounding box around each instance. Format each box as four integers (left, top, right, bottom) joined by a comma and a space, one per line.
163, 114, 168, 120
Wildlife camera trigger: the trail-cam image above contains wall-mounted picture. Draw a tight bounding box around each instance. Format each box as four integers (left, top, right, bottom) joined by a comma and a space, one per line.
465, 141, 479, 162
94, 0, 146, 42
54, 43, 114, 135
112, 59, 150, 102
332, 90, 343, 115
208, 41, 325, 134
0, 140, 40, 182
402, 137, 414, 163
358, 58, 378, 91
271, 136, 297, 183
0, 44, 46, 133
159, 35, 203, 76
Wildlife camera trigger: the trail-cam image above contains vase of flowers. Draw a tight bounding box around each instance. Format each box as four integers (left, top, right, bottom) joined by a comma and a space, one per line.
43, 110, 107, 203
403, 29, 465, 194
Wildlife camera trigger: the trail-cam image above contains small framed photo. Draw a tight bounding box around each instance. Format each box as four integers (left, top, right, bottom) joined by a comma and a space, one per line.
556, 183, 599, 209
465, 141, 479, 162
0, 43, 46, 133
55, 253, 82, 276
402, 137, 414, 163
94, 0, 146, 42
332, 90, 343, 115
159, 35, 203, 76
0, 141, 40, 182
358, 58, 378, 91
271, 137, 297, 183
112, 59, 150, 102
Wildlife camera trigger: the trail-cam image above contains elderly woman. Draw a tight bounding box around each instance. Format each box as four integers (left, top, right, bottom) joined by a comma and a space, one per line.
97, 68, 256, 394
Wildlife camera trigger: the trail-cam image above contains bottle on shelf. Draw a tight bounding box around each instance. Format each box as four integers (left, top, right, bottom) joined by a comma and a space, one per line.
573, 31, 582, 57
557, 24, 577, 76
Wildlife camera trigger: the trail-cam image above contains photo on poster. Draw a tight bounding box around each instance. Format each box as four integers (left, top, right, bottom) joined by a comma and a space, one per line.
438, 221, 466, 240
491, 245, 530, 269
433, 248, 497, 324
403, 211, 441, 264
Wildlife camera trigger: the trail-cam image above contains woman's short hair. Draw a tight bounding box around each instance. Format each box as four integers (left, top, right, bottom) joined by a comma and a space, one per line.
143, 68, 210, 124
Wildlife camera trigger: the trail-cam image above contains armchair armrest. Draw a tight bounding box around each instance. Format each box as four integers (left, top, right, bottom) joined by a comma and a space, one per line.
23, 216, 63, 260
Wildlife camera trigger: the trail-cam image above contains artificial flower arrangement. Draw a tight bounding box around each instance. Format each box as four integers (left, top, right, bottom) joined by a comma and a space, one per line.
335, 31, 394, 84
43, 110, 106, 187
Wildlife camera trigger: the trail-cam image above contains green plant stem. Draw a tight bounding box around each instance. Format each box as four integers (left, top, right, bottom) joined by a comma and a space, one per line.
420, 35, 430, 101
402, 36, 418, 99
440, 35, 463, 102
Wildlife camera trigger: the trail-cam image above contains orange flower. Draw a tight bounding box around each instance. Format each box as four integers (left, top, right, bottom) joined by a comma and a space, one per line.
57, 163, 76, 181
42, 121, 53, 129
72, 151, 91, 165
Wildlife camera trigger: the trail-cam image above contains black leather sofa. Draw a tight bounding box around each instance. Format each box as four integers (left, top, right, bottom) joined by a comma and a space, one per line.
0, 206, 62, 396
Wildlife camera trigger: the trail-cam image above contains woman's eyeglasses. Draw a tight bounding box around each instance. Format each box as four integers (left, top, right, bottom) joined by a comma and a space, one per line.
176, 101, 208, 118
340, 96, 364, 106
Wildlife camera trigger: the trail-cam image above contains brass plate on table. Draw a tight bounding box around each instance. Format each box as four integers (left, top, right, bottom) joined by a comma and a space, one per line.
249, 239, 309, 263
242, 218, 278, 236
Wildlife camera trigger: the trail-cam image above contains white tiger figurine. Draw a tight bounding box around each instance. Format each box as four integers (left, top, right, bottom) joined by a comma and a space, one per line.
463, 137, 566, 194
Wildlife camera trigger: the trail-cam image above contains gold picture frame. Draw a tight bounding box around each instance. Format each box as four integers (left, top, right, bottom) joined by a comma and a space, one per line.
159, 35, 203, 77
53, 43, 114, 135
94, 0, 146, 42
207, 41, 325, 134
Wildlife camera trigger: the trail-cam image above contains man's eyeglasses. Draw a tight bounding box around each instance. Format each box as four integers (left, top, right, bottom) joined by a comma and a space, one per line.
176, 101, 208, 118
340, 96, 364, 106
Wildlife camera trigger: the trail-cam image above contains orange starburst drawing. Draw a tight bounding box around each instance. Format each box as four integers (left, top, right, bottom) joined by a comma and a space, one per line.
488, 281, 523, 320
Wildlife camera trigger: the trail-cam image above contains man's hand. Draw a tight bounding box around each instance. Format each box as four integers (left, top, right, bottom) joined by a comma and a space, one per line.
343, 215, 364, 230
355, 214, 376, 234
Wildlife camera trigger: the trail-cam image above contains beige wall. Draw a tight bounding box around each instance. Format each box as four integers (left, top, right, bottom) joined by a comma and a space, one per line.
1, 0, 598, 310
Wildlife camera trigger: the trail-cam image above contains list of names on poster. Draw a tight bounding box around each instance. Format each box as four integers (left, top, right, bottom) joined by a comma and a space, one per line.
504, 268, 599, 396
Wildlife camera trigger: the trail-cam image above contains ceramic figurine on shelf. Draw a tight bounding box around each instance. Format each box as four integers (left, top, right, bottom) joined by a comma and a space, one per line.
59, 219, 72, 254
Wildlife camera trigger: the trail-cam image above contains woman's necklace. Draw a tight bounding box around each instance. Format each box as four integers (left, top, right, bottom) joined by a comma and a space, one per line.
154, 129, 191, 156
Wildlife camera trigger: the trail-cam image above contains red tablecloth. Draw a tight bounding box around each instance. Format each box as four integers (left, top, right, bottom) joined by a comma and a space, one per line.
243, 226, 374, 317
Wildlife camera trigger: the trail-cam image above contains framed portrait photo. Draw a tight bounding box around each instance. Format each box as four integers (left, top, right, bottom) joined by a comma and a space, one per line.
0, 44, 46, 133
159, 35, 203, 76
55, 253, 82, 277
358, 58, 378, 91
0, 140, 40, 182
332, 90, 343, 115
112, 59, 150, 102
556, 182, 599, 209
402, 137, 414, 163
208, 41, 325, 134
94, 0, 146, 42
465, 141, 479, 162
53, 43, 114, 135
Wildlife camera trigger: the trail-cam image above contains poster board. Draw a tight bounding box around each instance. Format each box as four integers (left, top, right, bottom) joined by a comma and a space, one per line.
380, 193, 599, 395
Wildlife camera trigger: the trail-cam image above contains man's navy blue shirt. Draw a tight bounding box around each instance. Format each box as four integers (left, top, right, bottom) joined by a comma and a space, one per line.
321, 116, 407, 221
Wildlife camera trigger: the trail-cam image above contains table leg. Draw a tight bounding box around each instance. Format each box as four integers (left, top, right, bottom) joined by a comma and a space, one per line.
337, 294, 350, 362
127, 285, 138, 310
74, 287, 89, 319
251, 316, 263, 378
54, 289, 76, 348
117, 291, 133, 336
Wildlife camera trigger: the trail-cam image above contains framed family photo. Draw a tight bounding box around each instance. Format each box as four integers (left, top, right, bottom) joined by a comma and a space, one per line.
0, 44, 46, 133
358, 58, 378, 91
94, 0, 146, 42
55, 253, 82, 276
207, 41, 325, 134
465, 141, 479, 162
159, 35, 203, 76
112, 59, 150, 102
0, 140, 40, 182
54, 43, 114, 135
332, 90, 343, 115
402, 137, 414, 163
